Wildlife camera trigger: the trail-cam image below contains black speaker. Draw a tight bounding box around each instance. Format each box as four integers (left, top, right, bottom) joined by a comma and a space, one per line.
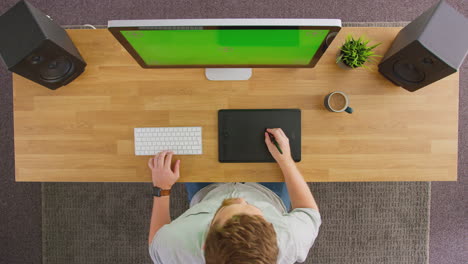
378, 0, 468, 92
0, 1, 86, 90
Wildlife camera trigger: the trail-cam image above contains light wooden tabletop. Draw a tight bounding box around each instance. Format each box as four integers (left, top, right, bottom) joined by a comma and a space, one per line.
13, 27, 458, 182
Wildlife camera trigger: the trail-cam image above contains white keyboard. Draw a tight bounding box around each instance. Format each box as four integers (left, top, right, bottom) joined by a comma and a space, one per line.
134, 127, 202, 156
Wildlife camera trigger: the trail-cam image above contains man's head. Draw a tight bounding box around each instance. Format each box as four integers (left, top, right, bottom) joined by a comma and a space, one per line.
204, 198, 279, 264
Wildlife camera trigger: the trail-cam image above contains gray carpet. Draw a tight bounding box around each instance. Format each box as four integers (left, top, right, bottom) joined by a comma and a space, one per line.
42, 183, 185, 264
42, 183, 154, 264
308, 183, 429, 264
42, 182, 429, 264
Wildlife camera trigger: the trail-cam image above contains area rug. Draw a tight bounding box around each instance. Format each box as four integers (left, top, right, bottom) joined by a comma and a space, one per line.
42, 181, 429, 264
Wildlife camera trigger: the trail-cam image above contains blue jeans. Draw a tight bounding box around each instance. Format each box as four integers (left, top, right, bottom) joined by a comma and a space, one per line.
184, 182, 291, 211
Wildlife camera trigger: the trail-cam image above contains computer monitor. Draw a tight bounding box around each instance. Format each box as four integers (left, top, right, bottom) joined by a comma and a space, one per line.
108, 19, 341, 80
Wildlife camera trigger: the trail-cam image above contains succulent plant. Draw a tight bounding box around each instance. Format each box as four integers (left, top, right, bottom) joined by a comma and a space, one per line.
337, 35, 381, 69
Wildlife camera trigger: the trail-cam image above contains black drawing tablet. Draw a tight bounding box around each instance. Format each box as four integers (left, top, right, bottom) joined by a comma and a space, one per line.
218, 109, 301, 163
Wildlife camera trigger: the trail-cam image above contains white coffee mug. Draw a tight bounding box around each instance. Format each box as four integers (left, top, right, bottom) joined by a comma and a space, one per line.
324, 91, 353, 114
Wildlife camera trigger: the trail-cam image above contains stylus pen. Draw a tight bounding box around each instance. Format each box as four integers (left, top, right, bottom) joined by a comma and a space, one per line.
267, 132, 283, 154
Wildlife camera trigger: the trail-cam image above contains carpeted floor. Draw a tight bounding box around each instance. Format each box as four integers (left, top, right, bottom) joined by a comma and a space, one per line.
1, 1, 467, 264
42, 182, 430, 264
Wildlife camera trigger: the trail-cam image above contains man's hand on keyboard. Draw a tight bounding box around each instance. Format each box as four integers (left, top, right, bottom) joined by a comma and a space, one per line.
148, 151, 180, 189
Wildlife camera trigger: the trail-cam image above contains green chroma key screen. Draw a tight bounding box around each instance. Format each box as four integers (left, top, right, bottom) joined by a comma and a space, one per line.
121, 29, 329, 66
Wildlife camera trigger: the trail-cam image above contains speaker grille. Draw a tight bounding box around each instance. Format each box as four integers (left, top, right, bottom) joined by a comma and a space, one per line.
39, 57, 73, 82
393, 60, 426, 83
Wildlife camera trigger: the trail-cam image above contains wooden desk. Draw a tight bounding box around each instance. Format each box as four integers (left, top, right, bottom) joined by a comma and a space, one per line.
13, 28, 458, 182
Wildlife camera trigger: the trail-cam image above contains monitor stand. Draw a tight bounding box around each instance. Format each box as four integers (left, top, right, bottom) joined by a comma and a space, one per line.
205, 68, 252, 81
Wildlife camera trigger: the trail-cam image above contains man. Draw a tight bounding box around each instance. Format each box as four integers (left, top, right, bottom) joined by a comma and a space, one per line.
148, 128, 321, 264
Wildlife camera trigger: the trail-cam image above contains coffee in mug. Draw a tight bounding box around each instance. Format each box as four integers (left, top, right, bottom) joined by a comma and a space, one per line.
324, 91, 353, 113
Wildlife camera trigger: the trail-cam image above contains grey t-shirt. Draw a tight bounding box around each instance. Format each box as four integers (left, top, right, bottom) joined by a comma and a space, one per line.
149, 183, 321, 264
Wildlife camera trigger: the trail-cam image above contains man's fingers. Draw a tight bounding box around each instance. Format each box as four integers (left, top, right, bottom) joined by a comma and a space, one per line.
266, 128, 285, 141
157, 151, 167, 167
264, 132, 273, 145
153, 153, 158, 167
264, 132, 277, 153
148, 157, 155, 169
266, 128, 290, 151
173, 160, 181, 176
165, 152, 173, 169
266, 128, 282, 138
278, 128, 287, 138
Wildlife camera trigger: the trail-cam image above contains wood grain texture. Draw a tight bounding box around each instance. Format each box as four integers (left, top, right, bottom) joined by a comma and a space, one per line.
13, 28, 458, 182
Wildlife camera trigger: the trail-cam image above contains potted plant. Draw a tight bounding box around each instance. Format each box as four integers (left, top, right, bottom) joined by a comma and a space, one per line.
336, 35, 381, 69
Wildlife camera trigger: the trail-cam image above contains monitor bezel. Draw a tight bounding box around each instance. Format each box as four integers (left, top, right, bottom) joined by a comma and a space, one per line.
108, 19, 341, 68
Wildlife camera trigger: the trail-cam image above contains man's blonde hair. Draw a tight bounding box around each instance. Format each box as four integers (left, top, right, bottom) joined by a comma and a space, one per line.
204, 214, 279, 264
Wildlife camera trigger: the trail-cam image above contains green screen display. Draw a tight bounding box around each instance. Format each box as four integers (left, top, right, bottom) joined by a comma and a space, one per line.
121, 29, 329, 66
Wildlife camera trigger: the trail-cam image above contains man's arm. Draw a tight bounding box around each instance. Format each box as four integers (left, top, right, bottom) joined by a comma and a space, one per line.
278, 161, 318, 210
148, 151, 181, 244
265, 128, 318, 211
149, 196, 171, 244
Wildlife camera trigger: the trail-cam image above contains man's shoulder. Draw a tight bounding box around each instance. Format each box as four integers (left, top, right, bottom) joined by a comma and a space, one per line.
150, 205, 214, 264
273, 208, 322, 264
151, 223, 206, 264
154, 202, 217, 242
